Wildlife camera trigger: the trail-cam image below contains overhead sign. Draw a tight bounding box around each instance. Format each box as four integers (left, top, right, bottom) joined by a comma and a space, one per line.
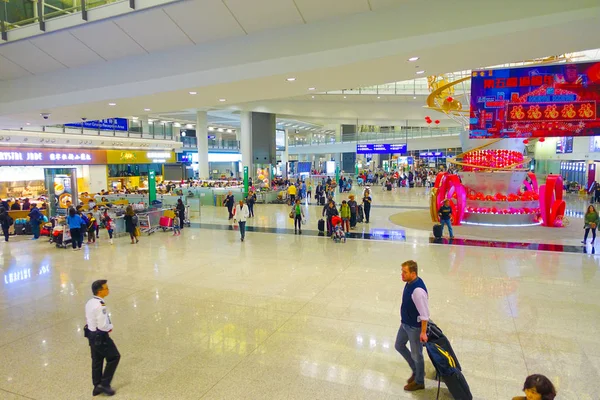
65, 118, 129, 132
356, 143, 407, 154
469, 61, 600, 139
419, 151, 444, 157
0, 148, 106, 165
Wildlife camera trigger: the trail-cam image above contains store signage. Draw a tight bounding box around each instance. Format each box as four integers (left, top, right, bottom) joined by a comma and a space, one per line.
106, 150, 175, 164
147, 152, 172, 163
419, 151, 444, 157
65, 118, 129, 132
469, 61, 600, 139
356, 143, 407, 154
0, 148, 106, 165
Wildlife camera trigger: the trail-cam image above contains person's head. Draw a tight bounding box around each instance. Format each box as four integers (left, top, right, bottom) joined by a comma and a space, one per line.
239, 200, 244, 207
342, 200, 347, 205
349, 194, 355, 200
91, 280, 109, 298
68, 207, 76, 217
93, 205, 98, 211
401, 260, 419, 283
587, 205, 596, 214
126, 205, 134, 216
228, 191, 232, 195
443, 199, 450, 206
87, 212, 93, 219
178, 199, 183, 205
24, 198, 29, 203
521, 374, 556, 400
295, 199, 300, 205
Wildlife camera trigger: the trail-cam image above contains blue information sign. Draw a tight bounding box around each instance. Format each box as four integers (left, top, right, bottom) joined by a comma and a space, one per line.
356, 143, 407, 154
65, 118, 129, 132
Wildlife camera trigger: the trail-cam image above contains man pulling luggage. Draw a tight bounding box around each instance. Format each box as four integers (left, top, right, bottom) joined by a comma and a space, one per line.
395, 260, 429, 392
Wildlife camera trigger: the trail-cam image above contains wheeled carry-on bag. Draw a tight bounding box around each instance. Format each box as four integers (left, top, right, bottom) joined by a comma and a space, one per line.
319, 196, 325, 206
318, 219, 325, 232
433, 224, 443, 239
425, 321, 472, 400
357, 205, 364, 223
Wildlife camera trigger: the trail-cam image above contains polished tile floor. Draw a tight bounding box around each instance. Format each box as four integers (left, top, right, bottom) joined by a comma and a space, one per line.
0, 190, 599, 399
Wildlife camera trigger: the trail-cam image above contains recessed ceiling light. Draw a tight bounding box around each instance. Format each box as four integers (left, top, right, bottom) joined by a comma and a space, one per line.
377, 96, 381, 99
413, 96, 417, 100
26, 122, 30, 125
416, 70, 425, 75
189, 91, 197, 95
132, 117, 138, 120
219, 99, 226, 102
343, 96, 347, 99
311, 96, 315, 99
144, 108, 151, 111
308, 87, 316, 91
218, 128, 224, 132
286, 77, 296, 82
408, 57, 419, 62
108, 103, 116, 106
227, 129, 233, 133
208, 127, 214, 131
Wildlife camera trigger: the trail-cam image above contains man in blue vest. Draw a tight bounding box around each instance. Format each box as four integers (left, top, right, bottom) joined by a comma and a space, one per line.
395, 260, 429, 391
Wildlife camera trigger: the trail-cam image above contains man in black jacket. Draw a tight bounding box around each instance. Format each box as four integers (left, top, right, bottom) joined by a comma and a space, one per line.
0, 209, 12, 242
223, 191, 235, 220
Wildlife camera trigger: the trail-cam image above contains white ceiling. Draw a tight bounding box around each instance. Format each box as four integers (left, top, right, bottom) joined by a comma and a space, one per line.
0, 0, 598, 128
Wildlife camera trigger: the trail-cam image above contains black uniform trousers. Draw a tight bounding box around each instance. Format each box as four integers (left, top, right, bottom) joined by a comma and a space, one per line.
90, 334, 121, 387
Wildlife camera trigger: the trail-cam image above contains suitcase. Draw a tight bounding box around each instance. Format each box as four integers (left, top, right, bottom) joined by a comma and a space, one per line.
357, 205, 364, 223
318, 219, 325, 232
433, 223, 443, 239
442, 371, 473, 400
319, 196, 325, 206
159, 216, 173, 229
163, 210, 176, 219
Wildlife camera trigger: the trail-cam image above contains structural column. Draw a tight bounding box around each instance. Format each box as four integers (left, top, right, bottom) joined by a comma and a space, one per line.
281, 129, 289, 178
240, 111, 253, 175
196, 111, 209, 179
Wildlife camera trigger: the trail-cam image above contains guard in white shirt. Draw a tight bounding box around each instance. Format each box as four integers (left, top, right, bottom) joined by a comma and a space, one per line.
84, 280, 120, 396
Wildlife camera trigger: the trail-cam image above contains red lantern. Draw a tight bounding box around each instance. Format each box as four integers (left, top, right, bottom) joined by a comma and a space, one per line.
446, 97, 453, 102
425, 116, 431, 121
539, 137, 546, 143
523, 139, 529, 144
434, 120, 440, 125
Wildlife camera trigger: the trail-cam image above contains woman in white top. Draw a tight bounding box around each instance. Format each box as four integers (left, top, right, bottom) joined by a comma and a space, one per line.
233, 200, 250, 242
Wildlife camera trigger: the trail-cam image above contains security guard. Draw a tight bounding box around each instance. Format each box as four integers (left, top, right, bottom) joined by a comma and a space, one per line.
85, 280, 120, 396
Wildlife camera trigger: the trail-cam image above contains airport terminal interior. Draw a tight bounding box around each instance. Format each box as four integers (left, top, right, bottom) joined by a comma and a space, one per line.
1, 1, 600, 399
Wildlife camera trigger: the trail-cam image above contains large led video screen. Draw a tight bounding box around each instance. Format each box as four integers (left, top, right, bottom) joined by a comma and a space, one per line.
469, 61, 600, 139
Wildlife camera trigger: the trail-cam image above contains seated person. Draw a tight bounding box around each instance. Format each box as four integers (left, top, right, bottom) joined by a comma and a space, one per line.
10, 200, 21, 211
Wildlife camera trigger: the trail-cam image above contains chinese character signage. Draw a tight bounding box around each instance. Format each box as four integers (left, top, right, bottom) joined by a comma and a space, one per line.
356, 144, 407, 154
469, 61, 600, 138
0, 148, 106, 165
65, 118, 129, 132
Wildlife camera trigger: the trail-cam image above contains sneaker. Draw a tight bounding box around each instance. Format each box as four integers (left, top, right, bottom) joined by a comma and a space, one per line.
403, 382, 424, 391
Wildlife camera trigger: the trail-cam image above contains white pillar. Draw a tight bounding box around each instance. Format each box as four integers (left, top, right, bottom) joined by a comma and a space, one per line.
196, 111, 209, 179
240, 111, 252, 174
281, 129, 289, 178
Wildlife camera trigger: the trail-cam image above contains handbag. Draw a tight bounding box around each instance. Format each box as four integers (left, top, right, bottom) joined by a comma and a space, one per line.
591, 222, 597, 229
289, 211, 294, 219
134, 227, 141, 237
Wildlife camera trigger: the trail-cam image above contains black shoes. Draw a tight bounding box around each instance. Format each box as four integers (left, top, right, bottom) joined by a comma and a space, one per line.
94, 385, 116, 396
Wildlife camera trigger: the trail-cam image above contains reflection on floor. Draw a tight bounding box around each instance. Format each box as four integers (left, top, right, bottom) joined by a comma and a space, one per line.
0, 188, 598, 399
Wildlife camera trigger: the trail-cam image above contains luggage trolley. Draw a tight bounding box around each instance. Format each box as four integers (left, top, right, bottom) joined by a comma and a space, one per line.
52, 223, 72, 248
138, 210, 160, 235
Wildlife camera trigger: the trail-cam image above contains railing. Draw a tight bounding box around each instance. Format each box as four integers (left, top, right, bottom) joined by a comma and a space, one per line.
181, 136, 240, 151
19, 124, 177, 140
288, 126, 464, 147
0, 0, 180, 42
324, 75, 472, 96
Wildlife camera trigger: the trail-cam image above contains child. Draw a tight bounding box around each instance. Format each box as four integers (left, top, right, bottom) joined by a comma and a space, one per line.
173, 212, 181, 236
340, 200, 350, 232
331, 215, 346, 243
103, 211, 114, 245
86, 212, 97, 243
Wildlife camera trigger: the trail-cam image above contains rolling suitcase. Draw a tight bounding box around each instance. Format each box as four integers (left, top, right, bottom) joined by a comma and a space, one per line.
319, 196, 325, 206
357, 205, 364, 223
318, 219, 325, 232
425, 321, 472, 400
433, 223, 443, 239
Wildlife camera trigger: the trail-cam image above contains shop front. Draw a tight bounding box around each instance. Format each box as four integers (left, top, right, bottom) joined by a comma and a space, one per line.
177, 151, 242, 179
106, 150, 176, 191
0, 147, 107, 216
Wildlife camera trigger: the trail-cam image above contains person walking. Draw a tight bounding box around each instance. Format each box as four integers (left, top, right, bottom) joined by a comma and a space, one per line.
85, 280, 120, 396
102, 211, 114, 245
176, 199, 185, 230
362, 190, 372, 224
123, 206, 139, 244
233, 200, 249, 241
291, 199, 305, 234
323, 201, 339, 236
582, 205, 600, 244
28, 204, 43, 240
395, 260, 429, 392
340, 200, 350, 232
287, 183, 297, 205
66, 207, 84, 251
86, 213, 97, 244
223, 191, 235, 220
92, 205, 101, 239
307, 182, 313, 204
0, 208, 13, 242
246, 191, 256, 218
348, 195, 358, 229
438, 199, 454, 239
595, 183, 600, 204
